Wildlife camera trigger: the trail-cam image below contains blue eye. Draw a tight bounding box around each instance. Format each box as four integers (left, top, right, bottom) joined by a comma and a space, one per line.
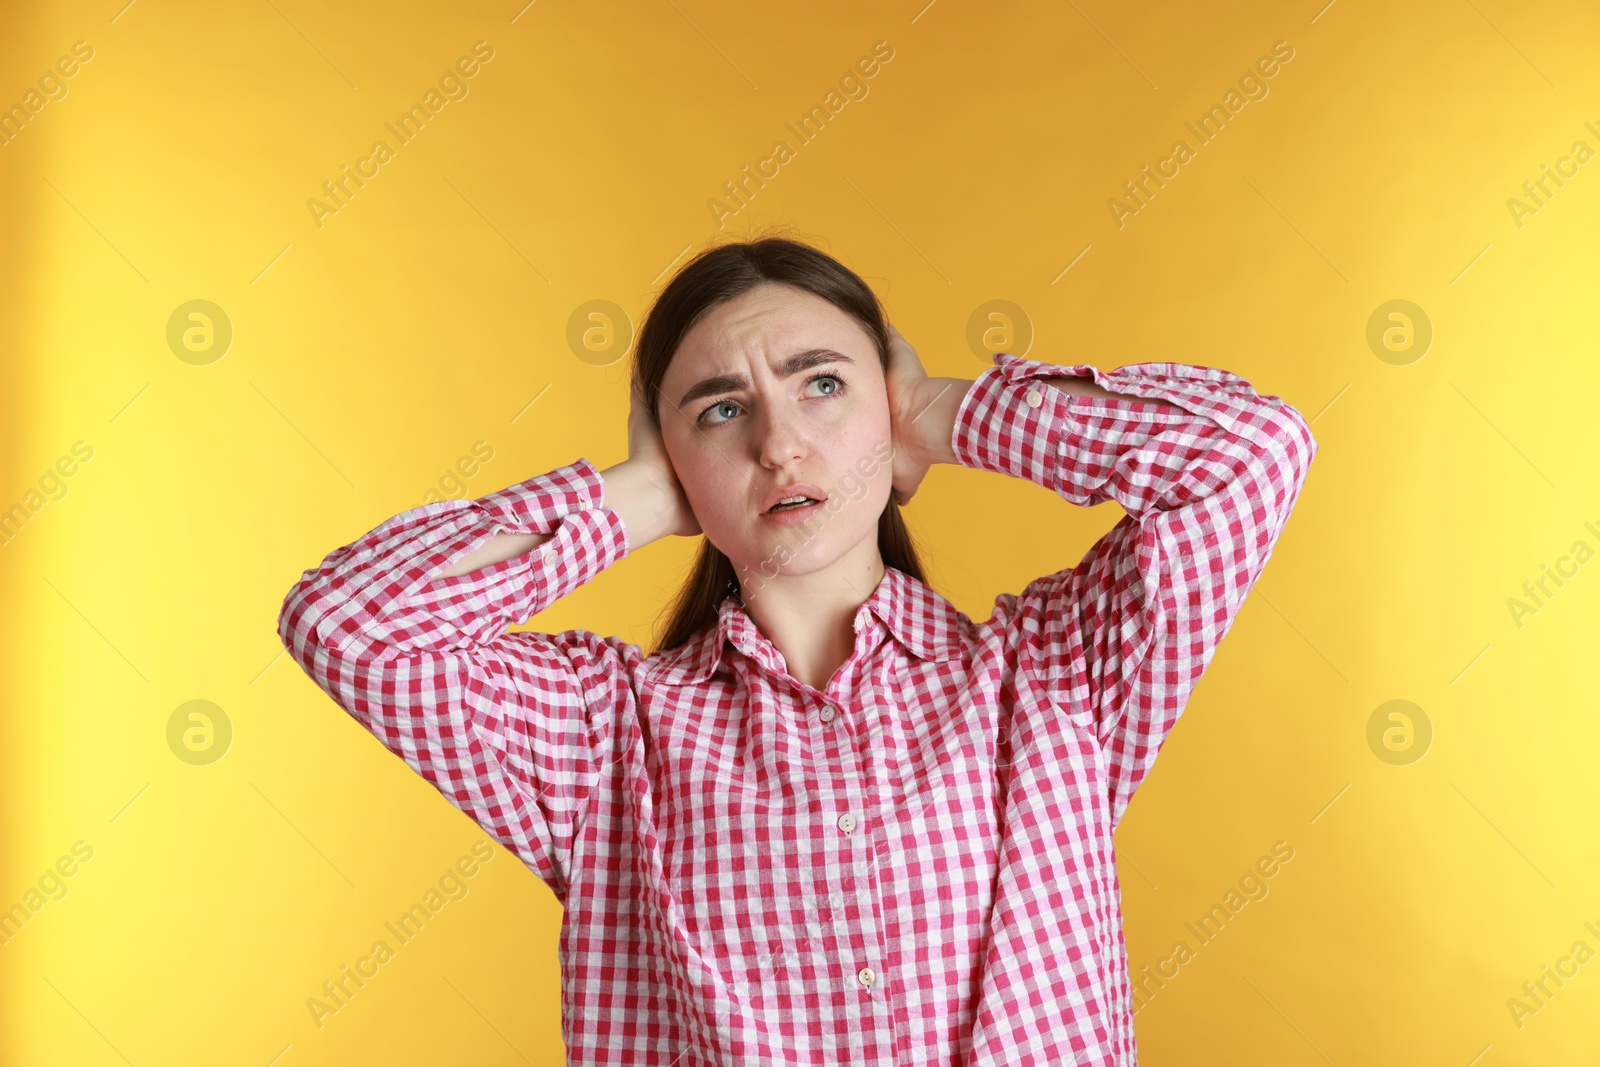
700, 399, 740, 426
810, 374, 842, 397
695, 372, 847, 426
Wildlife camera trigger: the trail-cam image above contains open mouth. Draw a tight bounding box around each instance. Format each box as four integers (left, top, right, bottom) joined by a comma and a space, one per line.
766, 496, 824, 514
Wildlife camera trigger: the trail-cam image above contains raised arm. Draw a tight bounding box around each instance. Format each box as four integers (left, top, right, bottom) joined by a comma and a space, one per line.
276, 461, 623, 897
275, 450, 682, 900
435, 456, 680, 579
898, 342, 1317, 828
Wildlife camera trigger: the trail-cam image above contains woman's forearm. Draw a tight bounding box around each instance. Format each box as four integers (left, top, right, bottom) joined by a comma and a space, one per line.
597, 458, 678, 552
912, 369, 1186, 471
910, 377, 976, 467
437, 529, 551, 579
436, 458, 674, 579
1038, 372, 1185, 410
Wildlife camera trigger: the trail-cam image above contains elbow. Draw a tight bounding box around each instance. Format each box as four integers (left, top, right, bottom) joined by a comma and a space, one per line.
1217, 395, 1318, 522
1255, 400, 1317, 516
277, 577, 316, 666
1276, 399, 1318, 480
277, 572, 344, 668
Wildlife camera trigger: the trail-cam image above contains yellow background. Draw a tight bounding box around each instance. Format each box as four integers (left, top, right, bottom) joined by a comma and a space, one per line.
3, 0, 1597, 1063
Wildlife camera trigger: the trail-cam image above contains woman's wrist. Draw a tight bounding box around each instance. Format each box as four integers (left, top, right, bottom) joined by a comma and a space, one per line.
598, 458, 676, 552
908, 376, 974, 468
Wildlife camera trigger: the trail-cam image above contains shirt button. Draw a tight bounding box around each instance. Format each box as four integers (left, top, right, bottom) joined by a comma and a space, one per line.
1025, 387, 1044, 407
819, 704, 837, 723
858, 966, 876, 988
837, 813, 857, 833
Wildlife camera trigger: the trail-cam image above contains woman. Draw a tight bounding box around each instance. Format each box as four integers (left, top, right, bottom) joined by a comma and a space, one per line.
278, 236, 1317, 1065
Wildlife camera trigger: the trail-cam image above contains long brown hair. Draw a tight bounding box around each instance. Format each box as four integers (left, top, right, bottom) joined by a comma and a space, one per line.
632, 231, 929, 655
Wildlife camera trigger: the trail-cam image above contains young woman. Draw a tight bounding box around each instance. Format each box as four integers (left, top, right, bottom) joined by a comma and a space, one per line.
278, 237, 1317, 1065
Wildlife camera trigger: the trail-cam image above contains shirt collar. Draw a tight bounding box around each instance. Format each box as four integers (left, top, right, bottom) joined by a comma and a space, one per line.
641, 565, 966, 688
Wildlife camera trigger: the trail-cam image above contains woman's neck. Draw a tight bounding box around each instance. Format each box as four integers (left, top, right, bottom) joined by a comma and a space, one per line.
736, 547, 886, 692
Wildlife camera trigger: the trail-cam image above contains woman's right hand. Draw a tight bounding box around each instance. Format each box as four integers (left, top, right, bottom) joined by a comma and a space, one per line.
627, 380, 702, 539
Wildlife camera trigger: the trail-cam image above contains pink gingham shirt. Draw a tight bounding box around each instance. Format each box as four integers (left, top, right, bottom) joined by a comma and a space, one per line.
278, 351, 1316, 1065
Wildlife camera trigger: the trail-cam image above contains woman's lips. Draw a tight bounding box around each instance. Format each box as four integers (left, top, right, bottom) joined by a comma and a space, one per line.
759, 498, 826, 526
759, 482, 828, 514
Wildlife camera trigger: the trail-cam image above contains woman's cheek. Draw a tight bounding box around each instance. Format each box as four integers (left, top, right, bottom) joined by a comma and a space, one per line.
684, 464, 744, 533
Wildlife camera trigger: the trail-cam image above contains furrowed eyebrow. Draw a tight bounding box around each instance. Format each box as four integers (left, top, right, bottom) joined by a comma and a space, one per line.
676, 349, 857, 410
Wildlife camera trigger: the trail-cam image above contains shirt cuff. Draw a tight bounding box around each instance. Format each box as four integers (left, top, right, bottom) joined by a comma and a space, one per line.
948, 353, 1109, 485
469, 457, 631, 604
475, 456, 608, 530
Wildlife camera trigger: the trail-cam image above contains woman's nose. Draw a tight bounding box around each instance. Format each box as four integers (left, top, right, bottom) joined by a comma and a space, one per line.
755, 402, 807, 468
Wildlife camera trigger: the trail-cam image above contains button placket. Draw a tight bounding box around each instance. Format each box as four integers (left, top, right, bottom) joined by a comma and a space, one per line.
818, 661, 891, 1020
839, 802, 884, 1003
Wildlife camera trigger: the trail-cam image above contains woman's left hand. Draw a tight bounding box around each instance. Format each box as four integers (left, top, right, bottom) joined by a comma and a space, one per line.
885, 322, 936, 506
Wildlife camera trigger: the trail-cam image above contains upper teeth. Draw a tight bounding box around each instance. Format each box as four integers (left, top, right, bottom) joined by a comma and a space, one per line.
774, 495, 812, 507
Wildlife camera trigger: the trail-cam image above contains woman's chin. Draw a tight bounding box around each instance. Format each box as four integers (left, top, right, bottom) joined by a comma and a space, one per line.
731, 539, 870, 589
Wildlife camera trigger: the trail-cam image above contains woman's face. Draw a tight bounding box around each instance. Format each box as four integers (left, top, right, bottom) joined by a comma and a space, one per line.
655, 282, 893, 585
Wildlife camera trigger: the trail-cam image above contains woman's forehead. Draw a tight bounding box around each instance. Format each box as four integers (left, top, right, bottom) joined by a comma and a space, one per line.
671, 289, 867, 378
